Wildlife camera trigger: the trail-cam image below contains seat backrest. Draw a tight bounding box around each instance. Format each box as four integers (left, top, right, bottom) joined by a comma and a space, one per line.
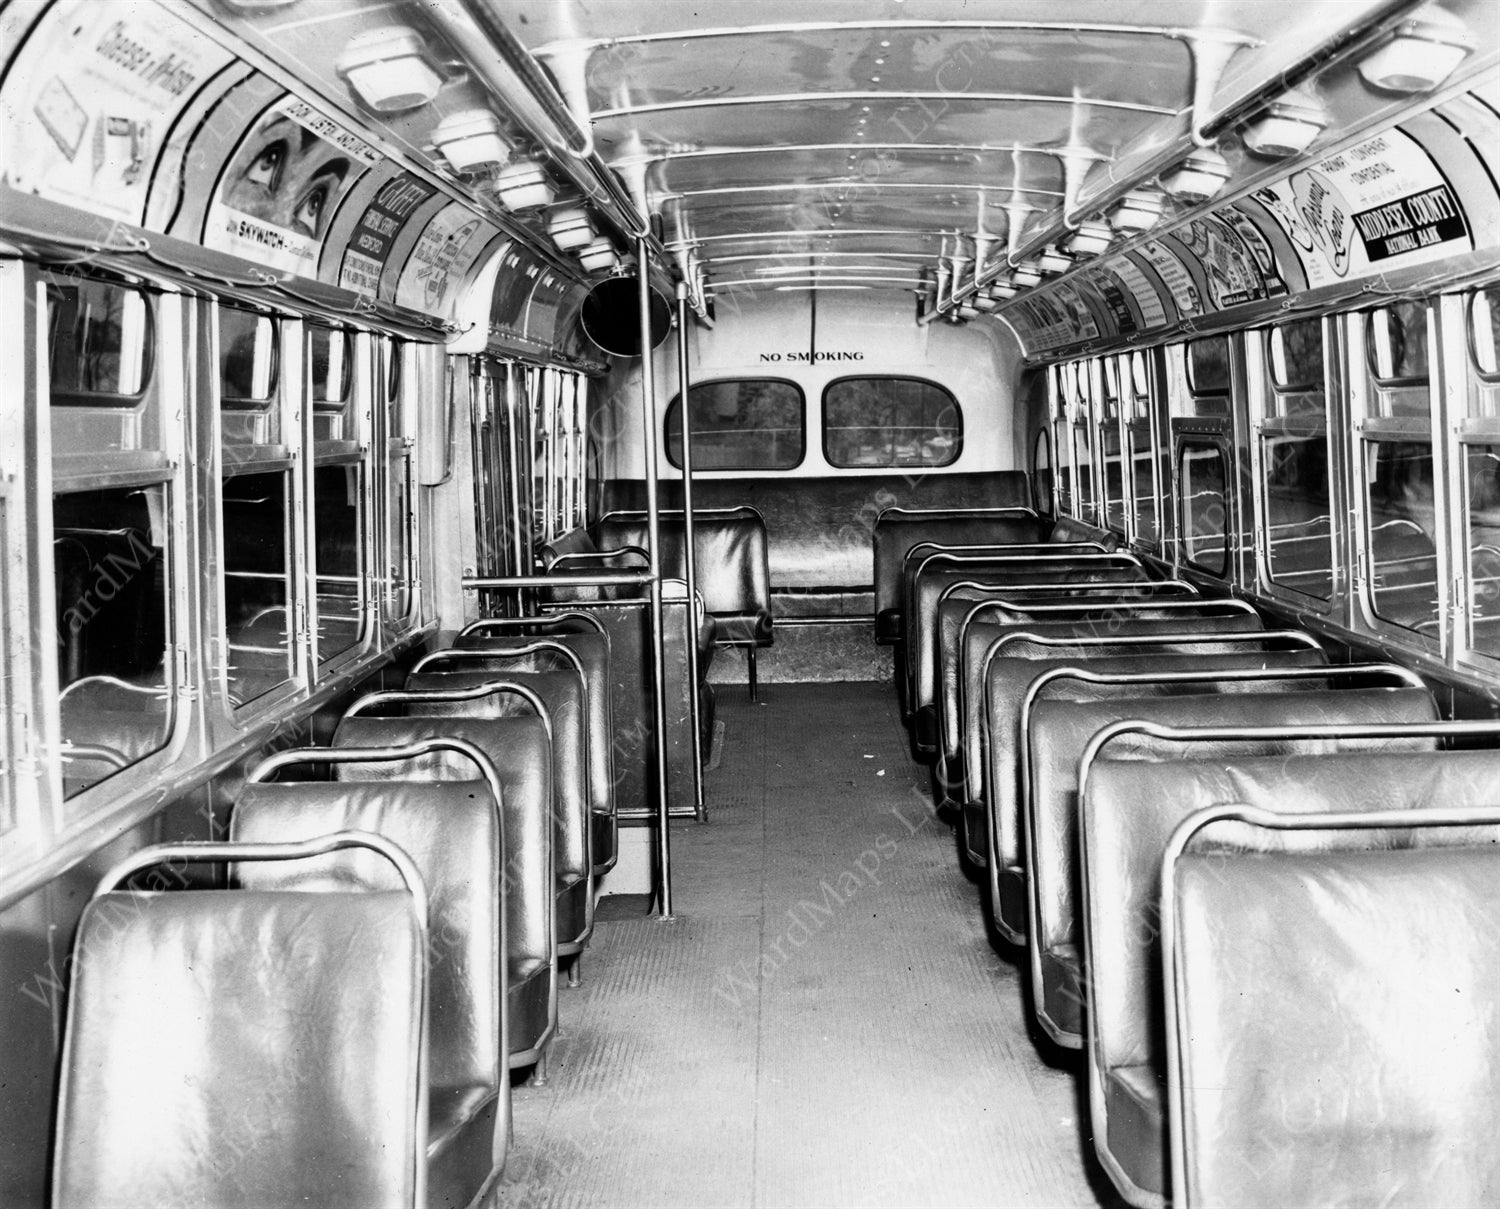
939, 599, 1256, 766
964, 612, 1267, 809
234, 779, 503, 1095
597, 512, 771, 622
407, 665, 587, 840
54, 886, 424, 1209
448, 632, 613, 820
331, 713, 565, 927
1172, 814, 1500, 1208
1028, 679, 1392, 957
872, 512, 1049, 630
910, 555, 1150, 715
1081, 696, 1440, 1088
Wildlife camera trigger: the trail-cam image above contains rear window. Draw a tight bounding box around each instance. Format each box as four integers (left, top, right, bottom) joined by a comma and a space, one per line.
822, 377, 961, 468
665, 379, 804, 470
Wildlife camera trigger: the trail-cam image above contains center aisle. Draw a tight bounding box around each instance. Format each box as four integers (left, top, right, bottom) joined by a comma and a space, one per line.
499, 682, 1117, 1208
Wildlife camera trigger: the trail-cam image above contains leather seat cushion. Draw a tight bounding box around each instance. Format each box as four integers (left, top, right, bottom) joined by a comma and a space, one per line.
1174, 844, 1500, 1208
54, 890, 424, 1209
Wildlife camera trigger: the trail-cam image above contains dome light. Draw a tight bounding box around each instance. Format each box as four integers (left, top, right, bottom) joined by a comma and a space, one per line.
1357, 8, 1475, 94
989, 280, 1018, 299
432, 109, 510, 173
1242, 89, 1328, 158
1038, 246, 1073, 275
1064, 220, 1114, 258
1159, 147, 1232, 203
548, 205, 595, 250
494, 158, 558, 212
337, 27, 443, 114
1010, 261, 1043, 289
971, 293, 1000, 312
577, 237, 619, 273
1108, 188, 1166, 234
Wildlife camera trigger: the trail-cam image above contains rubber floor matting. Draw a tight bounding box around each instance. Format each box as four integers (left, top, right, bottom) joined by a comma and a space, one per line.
499, 682, 1121, 1208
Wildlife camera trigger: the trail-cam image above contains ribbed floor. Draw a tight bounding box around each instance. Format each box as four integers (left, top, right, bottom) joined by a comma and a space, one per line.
498, 682, 1121, 1208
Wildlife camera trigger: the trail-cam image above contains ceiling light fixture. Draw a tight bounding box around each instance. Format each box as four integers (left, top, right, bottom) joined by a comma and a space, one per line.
1038, 246, 1073, 275
431, 109, 510, 173
494, 157, 558, 211
1241, 88, 1329, 157
1063, 220, 1113, 258
1357, 6, 1475, 93
1159, 146, 1233, 204
1010, 261, 1043, 289
1108, 188, 1166, 234
548, 205, 595, 249
336, 26, 443, 113
577, 236, 619, 273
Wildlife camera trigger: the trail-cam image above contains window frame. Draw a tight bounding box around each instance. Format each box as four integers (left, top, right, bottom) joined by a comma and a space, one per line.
307, 326, 374, 675
1125, 347, 1165, 551
217, 305, 305, 720
1450, 288, 1500, 672
1249, 317, 1337, 610
664, 377, 807, 472
1176, 434, 1232, 578
39, 270, 191, 842
820, 375, 962, 470
1347, 305, 1447, 650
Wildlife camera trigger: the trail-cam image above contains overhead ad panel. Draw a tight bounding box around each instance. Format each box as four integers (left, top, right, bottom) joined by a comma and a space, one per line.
1249, 127, 1471, 288
1, 0, 233, 225
204, 95, 379, 277
1003, 119, 1480, 359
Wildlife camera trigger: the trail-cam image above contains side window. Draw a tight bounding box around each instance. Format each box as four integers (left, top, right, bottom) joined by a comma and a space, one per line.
1066, 361, 1095, 522
1359, 301, 1439, 638
1184, 335, 1232, 415
1126, 349, 1162, 545
666, 379, 805, 470
1100, 357, 1127, 535
1052, 366, 1072, 517
1032, 427, 1053, 517
308, 324, 366, 669
45, 276, 175, 803
1257, 317, 1332, 600
822, 377, 961, 468
1461, 287, 1500, 659
382, 338, 416, 626
1179, 439, 1229, 576
219, 305, 296, 708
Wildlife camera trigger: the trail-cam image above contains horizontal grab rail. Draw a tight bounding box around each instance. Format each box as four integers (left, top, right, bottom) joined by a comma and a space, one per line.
464, 571, 655, 589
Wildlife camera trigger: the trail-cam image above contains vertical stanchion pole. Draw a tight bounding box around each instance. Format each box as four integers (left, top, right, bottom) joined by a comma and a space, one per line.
676, 283, 707, 821
638, 244, 674, 918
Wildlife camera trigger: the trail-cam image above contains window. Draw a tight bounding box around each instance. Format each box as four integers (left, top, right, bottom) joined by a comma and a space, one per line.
222, 470, 295, 704
1052, 367, 1072, 517
46, 278, 152, 400
44, 274, 175, 804
1062, 362, 1095, 522
1258, 318, 1332, 600
1126, 350, 1161, 545
1183, 335, 1232, 414
666, 379, 804, 470
1180, 440, 1229, 575
309, 325, 366, 668
1033, 427, 1053, 517
53, 488, 174, 800
1360, 302, 1439, 637
1461, 288, 1500, 658
1100, 358, 1126, 534
219, 306, 295, 707
382, 339, 416, 625
822, 377, 960, 469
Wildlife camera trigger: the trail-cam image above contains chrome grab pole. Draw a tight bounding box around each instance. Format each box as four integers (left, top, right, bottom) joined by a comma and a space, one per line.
676, 282, 706, 821
639, 243, 674, 918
